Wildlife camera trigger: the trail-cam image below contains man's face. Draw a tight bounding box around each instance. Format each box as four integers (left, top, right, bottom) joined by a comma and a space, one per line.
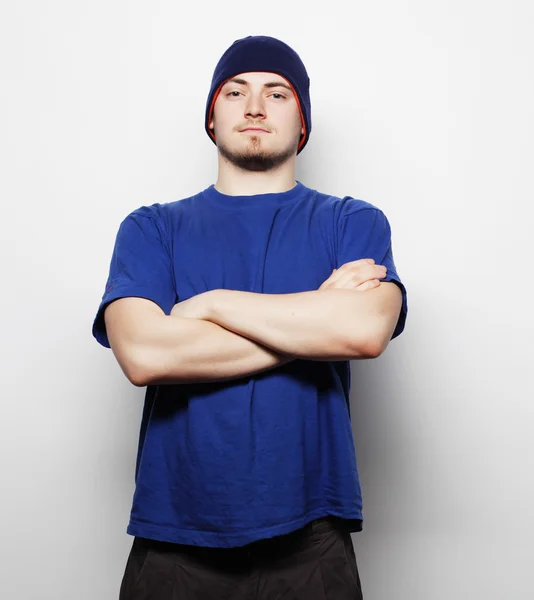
208, 71, 305, 172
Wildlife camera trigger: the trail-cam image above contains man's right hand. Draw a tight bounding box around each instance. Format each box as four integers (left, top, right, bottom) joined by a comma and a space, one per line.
318, 258, 387, 292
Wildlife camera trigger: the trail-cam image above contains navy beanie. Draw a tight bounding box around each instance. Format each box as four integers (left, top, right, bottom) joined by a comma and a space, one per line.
205, 35, 311, 154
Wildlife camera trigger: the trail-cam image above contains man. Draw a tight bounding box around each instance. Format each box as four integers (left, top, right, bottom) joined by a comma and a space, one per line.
93, 35, 407, 600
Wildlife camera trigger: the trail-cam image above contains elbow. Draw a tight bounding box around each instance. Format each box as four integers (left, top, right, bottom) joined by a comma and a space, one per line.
129, 345, 165, 387
127, 367, 150, 388
346, 315, 398, 359
115, 345, 154, 388
345, 332, 388, 360
125, 345, 180, 387
123, 358, 150, 388
362, 339, 386, 359
347, 339, 383, 360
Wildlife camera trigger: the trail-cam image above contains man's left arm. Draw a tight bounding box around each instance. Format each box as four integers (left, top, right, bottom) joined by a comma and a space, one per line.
200, 284, 402, 361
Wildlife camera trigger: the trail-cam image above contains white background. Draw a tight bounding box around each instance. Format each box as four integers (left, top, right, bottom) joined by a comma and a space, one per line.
1, 1, 533, 599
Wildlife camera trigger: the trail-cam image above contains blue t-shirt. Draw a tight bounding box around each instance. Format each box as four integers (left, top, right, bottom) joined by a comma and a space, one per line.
92, 180, 408, 548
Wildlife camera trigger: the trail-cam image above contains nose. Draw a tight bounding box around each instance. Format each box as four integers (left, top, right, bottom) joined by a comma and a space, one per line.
245, 93, 266, 121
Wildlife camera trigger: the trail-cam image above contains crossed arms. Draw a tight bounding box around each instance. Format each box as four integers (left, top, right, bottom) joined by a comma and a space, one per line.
104, 268, 402, 387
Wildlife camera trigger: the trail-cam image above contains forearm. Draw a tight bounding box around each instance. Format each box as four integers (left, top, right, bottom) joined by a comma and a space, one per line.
140, 315, 296, 386
205, 289, 384, 360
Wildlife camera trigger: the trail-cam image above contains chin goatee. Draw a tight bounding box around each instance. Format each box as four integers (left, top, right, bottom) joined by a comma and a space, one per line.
217, 138, 299, 173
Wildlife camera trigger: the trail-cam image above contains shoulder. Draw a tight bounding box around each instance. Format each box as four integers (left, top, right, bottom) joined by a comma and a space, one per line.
154, 190, 207, 223
338, 196, 382, 216
124, 186, 203, 220
122, 190, 199, 234
309, 186, 384, 218
120, 202, 168, 224
113, 203, 176, 251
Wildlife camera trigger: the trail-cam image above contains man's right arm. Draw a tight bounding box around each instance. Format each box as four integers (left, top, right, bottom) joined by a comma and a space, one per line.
104, 297, 296, 387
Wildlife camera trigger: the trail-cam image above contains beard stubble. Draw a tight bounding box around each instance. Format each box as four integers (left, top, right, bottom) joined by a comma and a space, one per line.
217, 133, 300, 172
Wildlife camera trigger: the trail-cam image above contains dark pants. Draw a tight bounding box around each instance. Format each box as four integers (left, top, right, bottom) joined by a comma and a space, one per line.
119, 516, 363, 599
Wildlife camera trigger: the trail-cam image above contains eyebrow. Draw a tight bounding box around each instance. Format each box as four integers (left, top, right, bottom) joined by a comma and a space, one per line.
224, 77, 293, 92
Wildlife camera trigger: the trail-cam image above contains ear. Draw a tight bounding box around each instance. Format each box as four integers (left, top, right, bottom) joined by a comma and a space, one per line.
209, 119, 214, 130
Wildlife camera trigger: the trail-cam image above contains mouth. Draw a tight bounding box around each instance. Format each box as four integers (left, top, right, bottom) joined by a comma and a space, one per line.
240, 128, 270, 133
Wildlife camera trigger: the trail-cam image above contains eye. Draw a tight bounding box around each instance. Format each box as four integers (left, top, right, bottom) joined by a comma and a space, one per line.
225, 91, 287, 99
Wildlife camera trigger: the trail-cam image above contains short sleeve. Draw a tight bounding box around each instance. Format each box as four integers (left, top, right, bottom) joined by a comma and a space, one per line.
92, 204, 177, 348
338, 206, 408, 340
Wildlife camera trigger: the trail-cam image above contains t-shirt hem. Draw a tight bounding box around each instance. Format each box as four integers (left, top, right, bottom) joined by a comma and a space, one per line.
126, 507, 363, 548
